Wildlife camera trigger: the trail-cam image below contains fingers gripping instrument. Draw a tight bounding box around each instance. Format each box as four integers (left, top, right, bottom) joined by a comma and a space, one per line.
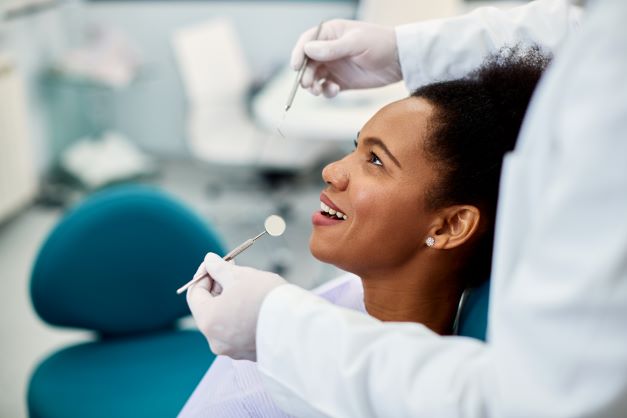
176, 215, 286, 294
284, 21, 324, 113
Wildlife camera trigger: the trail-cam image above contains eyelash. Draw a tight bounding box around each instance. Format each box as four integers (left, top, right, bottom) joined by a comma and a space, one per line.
354, 140, 383, 167
369, 152, 383, 167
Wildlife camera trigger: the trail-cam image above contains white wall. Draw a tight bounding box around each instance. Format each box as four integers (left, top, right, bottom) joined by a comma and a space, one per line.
0, 55, 38, 221
0, 1, 77, 172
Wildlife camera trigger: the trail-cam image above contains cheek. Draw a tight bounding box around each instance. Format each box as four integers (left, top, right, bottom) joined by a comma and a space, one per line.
349, 189, 426, 265
365, 204, 419, 236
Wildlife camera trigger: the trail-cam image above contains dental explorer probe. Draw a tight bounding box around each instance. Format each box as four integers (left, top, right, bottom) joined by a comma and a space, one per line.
284, 21, 324, 113
176, 215, 286, 295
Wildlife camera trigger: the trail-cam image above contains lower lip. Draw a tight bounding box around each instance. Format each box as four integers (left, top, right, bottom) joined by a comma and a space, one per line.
312, 212, 345, 226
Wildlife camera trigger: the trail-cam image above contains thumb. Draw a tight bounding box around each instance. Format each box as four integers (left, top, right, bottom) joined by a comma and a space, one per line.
204, 252, 235, 289
304, 35, 362, 62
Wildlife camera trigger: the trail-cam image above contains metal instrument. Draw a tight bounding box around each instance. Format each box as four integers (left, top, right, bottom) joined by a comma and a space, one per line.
176, 215, 286, 294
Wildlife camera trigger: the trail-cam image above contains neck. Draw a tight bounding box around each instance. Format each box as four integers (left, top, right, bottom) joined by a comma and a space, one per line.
358, 255, 465, 335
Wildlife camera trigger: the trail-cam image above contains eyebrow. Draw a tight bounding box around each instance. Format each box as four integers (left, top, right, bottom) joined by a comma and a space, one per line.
362, 137, 402, 168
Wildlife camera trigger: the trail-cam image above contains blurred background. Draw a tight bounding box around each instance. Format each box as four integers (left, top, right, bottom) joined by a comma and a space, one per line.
0, 0, 526, 416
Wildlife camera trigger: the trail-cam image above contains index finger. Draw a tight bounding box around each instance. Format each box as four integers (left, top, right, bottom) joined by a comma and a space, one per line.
186, 274, 212, 308
186, 280, 220, 332
290, 25, 319, 70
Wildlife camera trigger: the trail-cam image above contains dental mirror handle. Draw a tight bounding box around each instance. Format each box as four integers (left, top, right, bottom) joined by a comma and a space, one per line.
223, 231, 266, 261
176, 231, 267, 294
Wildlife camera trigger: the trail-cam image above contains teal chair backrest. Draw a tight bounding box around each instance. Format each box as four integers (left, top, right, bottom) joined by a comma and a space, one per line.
456, 280, 490, 341
28, 185, 225, 418
31, 185, 226, 335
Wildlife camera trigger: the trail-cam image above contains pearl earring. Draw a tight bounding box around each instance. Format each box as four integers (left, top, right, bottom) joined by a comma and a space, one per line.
425, 236, 435, 247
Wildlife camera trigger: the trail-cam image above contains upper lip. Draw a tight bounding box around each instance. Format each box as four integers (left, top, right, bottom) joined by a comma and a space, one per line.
320, 193, 345, 214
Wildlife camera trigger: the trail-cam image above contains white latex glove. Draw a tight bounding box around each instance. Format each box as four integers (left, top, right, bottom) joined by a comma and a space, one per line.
186, 253, 287, 361
290, 19, 402, 97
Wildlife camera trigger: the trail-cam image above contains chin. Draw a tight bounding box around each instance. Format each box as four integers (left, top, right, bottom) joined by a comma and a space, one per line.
309, 236, 333, 264
309, 235, 355, 273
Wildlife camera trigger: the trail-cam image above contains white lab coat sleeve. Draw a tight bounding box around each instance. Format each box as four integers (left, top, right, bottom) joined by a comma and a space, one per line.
257, 284, 492, 417
396, 0, 582, 90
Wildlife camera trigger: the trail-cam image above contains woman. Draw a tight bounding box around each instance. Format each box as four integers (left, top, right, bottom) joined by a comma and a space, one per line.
180, 45, 549, 417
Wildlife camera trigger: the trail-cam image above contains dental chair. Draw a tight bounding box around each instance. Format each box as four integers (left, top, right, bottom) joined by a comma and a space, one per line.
27, 185, 226, 418
456, 280, 490, 341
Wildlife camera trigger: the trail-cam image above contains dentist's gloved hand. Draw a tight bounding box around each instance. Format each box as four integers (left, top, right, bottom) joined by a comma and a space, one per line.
186, 253, 287, 361
290, 19, 402, 97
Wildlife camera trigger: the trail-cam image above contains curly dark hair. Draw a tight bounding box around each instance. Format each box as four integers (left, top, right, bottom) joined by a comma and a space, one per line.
413, 45, 551, 284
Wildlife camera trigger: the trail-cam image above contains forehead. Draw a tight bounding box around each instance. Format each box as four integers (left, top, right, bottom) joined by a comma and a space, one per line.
361, 97, 433, 160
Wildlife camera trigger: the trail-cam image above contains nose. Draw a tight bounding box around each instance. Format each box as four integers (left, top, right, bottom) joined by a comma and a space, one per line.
322, 159, 349, 191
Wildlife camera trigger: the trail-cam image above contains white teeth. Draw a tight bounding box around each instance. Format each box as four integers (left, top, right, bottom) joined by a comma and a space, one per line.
319, 201, 348, 220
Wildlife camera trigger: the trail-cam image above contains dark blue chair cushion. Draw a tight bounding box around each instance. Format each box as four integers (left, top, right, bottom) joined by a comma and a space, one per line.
30, 185, 225, 335
27, 330, 215, 418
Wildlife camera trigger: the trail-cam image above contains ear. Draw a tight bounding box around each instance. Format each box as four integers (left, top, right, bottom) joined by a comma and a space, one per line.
427, 205, 481, 250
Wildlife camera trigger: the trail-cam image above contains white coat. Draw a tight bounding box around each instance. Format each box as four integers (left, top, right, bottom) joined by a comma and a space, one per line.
256, 0, 627, 416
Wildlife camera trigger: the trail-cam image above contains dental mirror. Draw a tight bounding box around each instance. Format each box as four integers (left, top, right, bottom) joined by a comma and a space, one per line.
176, 215, 286, 294
264, 214, 286, 237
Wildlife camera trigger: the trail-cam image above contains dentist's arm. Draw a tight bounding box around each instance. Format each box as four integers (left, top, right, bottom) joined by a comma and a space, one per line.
292, 0, 581, 96
257, 286, 490, 418
397, 0, 581, 90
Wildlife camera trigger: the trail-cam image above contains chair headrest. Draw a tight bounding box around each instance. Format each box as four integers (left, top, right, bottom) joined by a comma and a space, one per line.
456, 280, 490, 341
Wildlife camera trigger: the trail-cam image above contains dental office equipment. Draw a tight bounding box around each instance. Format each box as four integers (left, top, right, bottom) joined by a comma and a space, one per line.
176, 215, 286, 294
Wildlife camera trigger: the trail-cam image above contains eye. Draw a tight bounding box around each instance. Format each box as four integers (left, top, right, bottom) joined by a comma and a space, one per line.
369, 151, 383, 167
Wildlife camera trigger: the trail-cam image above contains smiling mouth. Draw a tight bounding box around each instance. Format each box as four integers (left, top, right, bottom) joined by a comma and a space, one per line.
320, 201, 347, 220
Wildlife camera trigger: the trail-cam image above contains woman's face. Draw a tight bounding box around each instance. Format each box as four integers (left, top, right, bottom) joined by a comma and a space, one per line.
310, 97, 441, 273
